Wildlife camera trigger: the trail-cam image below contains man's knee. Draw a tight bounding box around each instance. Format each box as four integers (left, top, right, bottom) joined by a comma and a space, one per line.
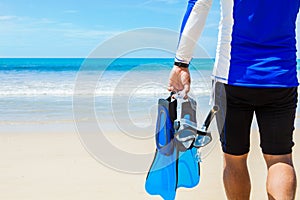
264, 153, 296, 200
263, 153, 294, 168
224, 153, 248, 169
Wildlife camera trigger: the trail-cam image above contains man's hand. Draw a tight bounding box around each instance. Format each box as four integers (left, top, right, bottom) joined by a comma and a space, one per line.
168, 65, 191, 99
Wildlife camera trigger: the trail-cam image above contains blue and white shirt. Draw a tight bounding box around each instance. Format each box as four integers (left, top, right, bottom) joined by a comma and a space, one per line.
176, 0, 300, 88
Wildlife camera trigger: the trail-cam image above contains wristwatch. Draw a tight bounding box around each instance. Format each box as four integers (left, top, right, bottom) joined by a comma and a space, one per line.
174, 62, 189, 68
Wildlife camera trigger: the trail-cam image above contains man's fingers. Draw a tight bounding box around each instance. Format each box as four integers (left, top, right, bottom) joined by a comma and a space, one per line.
168, 65, 191, 97
167, 85, 174, 92
181, 70, 190, 84
183, 83, 190, 94
183, 84, 190, 99
168, 80, 182, 92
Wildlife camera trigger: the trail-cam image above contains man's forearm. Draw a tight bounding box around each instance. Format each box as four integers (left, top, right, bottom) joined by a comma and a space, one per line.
175, 0, 213, 66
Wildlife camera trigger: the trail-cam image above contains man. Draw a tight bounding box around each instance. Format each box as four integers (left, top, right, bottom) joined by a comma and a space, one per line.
168, 0, 300, 199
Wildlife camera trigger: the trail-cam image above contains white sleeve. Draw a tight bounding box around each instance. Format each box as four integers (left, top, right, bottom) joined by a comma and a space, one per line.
175, 0, 213, 64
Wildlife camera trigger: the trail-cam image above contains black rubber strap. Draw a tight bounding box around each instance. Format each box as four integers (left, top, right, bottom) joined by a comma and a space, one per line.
174, 61, 189, 68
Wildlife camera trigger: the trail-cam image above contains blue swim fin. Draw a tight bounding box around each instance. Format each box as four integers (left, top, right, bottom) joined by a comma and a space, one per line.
177, 148, 200, 189
145, 149, 177, 200
145, 95, 200, 200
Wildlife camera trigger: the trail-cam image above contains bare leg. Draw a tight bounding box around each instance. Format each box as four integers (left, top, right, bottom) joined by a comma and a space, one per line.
223, 153, 251, 200
264, 154, 297, 200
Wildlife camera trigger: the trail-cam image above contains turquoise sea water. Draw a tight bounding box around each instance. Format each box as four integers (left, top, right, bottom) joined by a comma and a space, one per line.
0, 58, 215, 72
1, 58, 299, 126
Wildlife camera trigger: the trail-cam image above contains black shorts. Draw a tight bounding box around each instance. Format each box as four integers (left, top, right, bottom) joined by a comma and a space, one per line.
214, 83, 298, 155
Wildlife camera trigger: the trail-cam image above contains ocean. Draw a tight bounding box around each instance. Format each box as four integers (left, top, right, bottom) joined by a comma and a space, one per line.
0, 58, 214, 126
1, 58, 300, 130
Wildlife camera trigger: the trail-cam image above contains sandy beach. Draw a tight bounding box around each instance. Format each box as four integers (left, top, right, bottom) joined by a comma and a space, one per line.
1, 122, 299, 200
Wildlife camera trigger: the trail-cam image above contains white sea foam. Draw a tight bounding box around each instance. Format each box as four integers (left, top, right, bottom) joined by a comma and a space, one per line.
0, 70, 212, 97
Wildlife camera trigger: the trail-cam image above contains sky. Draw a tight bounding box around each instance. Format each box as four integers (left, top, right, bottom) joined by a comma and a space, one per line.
0, 0, 299, 58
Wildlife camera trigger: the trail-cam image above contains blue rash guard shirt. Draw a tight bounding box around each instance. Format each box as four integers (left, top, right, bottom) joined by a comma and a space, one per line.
175, 0, 300, 88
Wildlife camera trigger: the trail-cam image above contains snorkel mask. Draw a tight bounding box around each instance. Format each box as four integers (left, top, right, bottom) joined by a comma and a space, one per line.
173, 91, 218, 152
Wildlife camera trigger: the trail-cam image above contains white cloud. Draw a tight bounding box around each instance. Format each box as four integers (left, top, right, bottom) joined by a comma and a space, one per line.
0, 15, 117, 39
0, 15, 16, 21
0, 15, 120, 57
